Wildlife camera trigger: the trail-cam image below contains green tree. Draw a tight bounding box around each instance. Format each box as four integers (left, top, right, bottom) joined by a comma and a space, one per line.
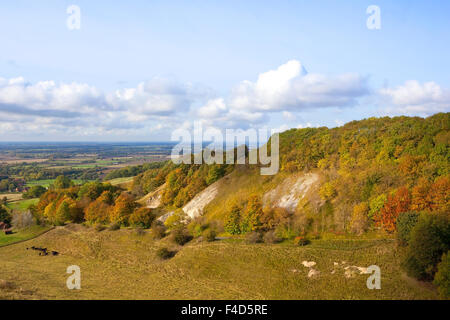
23, 185, 47, 199
225, 204, 242, 235
433, 251, 450, 299
54, 200, 70, 225
396, 211, 420, 246
206, 165, 225, 185
0, 205, 11, 224
53, 176, 73, 189
402, 212, 450, 280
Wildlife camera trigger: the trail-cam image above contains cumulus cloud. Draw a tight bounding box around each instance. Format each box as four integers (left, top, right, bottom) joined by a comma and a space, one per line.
4, 60, 448, 140
0, 76, 204, 139
193, 60, 368, 129
229, 60, 369, 112
379, 80, 450, 115
107, 78, 199, 116
0, 77, 106, 115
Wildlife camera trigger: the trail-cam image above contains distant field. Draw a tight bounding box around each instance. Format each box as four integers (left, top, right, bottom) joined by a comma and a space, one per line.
0, 193, 23, 202
0, 225, 438, 300
0, 225, 53, 247
107, 176, 134, 186
6, 198, 39, 212
26, 179, 86, 188
0, 158, 48, 164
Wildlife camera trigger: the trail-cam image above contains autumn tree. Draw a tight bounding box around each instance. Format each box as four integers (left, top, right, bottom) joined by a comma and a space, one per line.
411, 179, 433, 211
350, 202, 369, 235
129, 207, 155, 228
377, 186, 411, 233
241, 195, 263, 232
110, 192, 136, 225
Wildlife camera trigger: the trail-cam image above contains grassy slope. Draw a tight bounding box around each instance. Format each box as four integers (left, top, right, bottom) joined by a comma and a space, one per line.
0, 225, 53, 247
0, 225, 437, 300
5, 198, 39, 212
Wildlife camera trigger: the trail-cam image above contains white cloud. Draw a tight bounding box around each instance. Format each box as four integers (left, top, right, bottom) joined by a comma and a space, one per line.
107, 78, 197, 116
197, 98, 227, 118
379, 80, 450, 115
229, 60, 368, 112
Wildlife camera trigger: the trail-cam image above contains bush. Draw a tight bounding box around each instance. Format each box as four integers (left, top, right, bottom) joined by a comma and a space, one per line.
109, 223, 120, 231
402, 212, 450, 280
94, 224, 107, 232
187, 217, 208, 237
11, 211, 35, 229
263, 230, 281, 244
246, 232, 263, 244
156, 247, 175, 260
151, 221, 166, 239
129, 207, 155, 228
203, 229, 216, 242
294, 236, 310, 246
171, 228, 192, 246
433, 251, 450, 299
164, 211, 187, 230
396, 211, 420, 246
0, 205, 11, 224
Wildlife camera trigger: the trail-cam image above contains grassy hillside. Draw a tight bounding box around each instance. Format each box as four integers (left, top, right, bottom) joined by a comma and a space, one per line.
0, 225, 53, 247
0, 225, 438, 300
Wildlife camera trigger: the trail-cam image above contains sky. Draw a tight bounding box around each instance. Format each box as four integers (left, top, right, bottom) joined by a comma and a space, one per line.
0, 0, 449, 141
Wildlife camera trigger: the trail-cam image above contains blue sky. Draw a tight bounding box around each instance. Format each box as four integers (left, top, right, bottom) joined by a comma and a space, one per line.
0, 0, 449, 141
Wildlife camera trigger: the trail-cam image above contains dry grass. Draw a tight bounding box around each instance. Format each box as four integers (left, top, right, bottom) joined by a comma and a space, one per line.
0, 224, 438, 300
0, 193, 23, 202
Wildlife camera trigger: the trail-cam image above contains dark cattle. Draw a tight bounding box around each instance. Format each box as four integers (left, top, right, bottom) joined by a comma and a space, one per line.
28, 246, 58, 256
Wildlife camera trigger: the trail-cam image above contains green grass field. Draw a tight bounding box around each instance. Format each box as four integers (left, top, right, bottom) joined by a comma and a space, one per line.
106, 176, 134, 186
0, 225, 53, 247
0, 225, 438, 300
5, 198, 39, 212
26, 179, 87, 188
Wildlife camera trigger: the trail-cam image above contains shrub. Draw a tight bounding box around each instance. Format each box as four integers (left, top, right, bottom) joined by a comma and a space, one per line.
187, 217, 208, 237
246, 232, 263, 244
0, 205, 11, 224
171, 228, 192, 246
164, 211, 187, 230
402, 212, 450, 280
11, 211, 35, 229
151, 221, 166, 239
156, 247, 175, 260
109, 223, 120, 231
203, 229, 216, 242
129, 207, 155, 228
94, 224, 107, 232
263, 230, 281, 244
433, 251, 450, 299
396, 211, 420, 246
294, 236, 310, 246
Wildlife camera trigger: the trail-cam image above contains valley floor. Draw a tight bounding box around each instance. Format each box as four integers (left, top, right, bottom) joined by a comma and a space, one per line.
0, 225, 438, 300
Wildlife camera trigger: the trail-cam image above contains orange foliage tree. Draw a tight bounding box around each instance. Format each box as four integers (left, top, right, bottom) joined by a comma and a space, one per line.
377, 186, 411, 233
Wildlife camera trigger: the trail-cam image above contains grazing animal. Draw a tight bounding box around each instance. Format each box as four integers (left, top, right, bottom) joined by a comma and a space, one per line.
28, 246, 59, 256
